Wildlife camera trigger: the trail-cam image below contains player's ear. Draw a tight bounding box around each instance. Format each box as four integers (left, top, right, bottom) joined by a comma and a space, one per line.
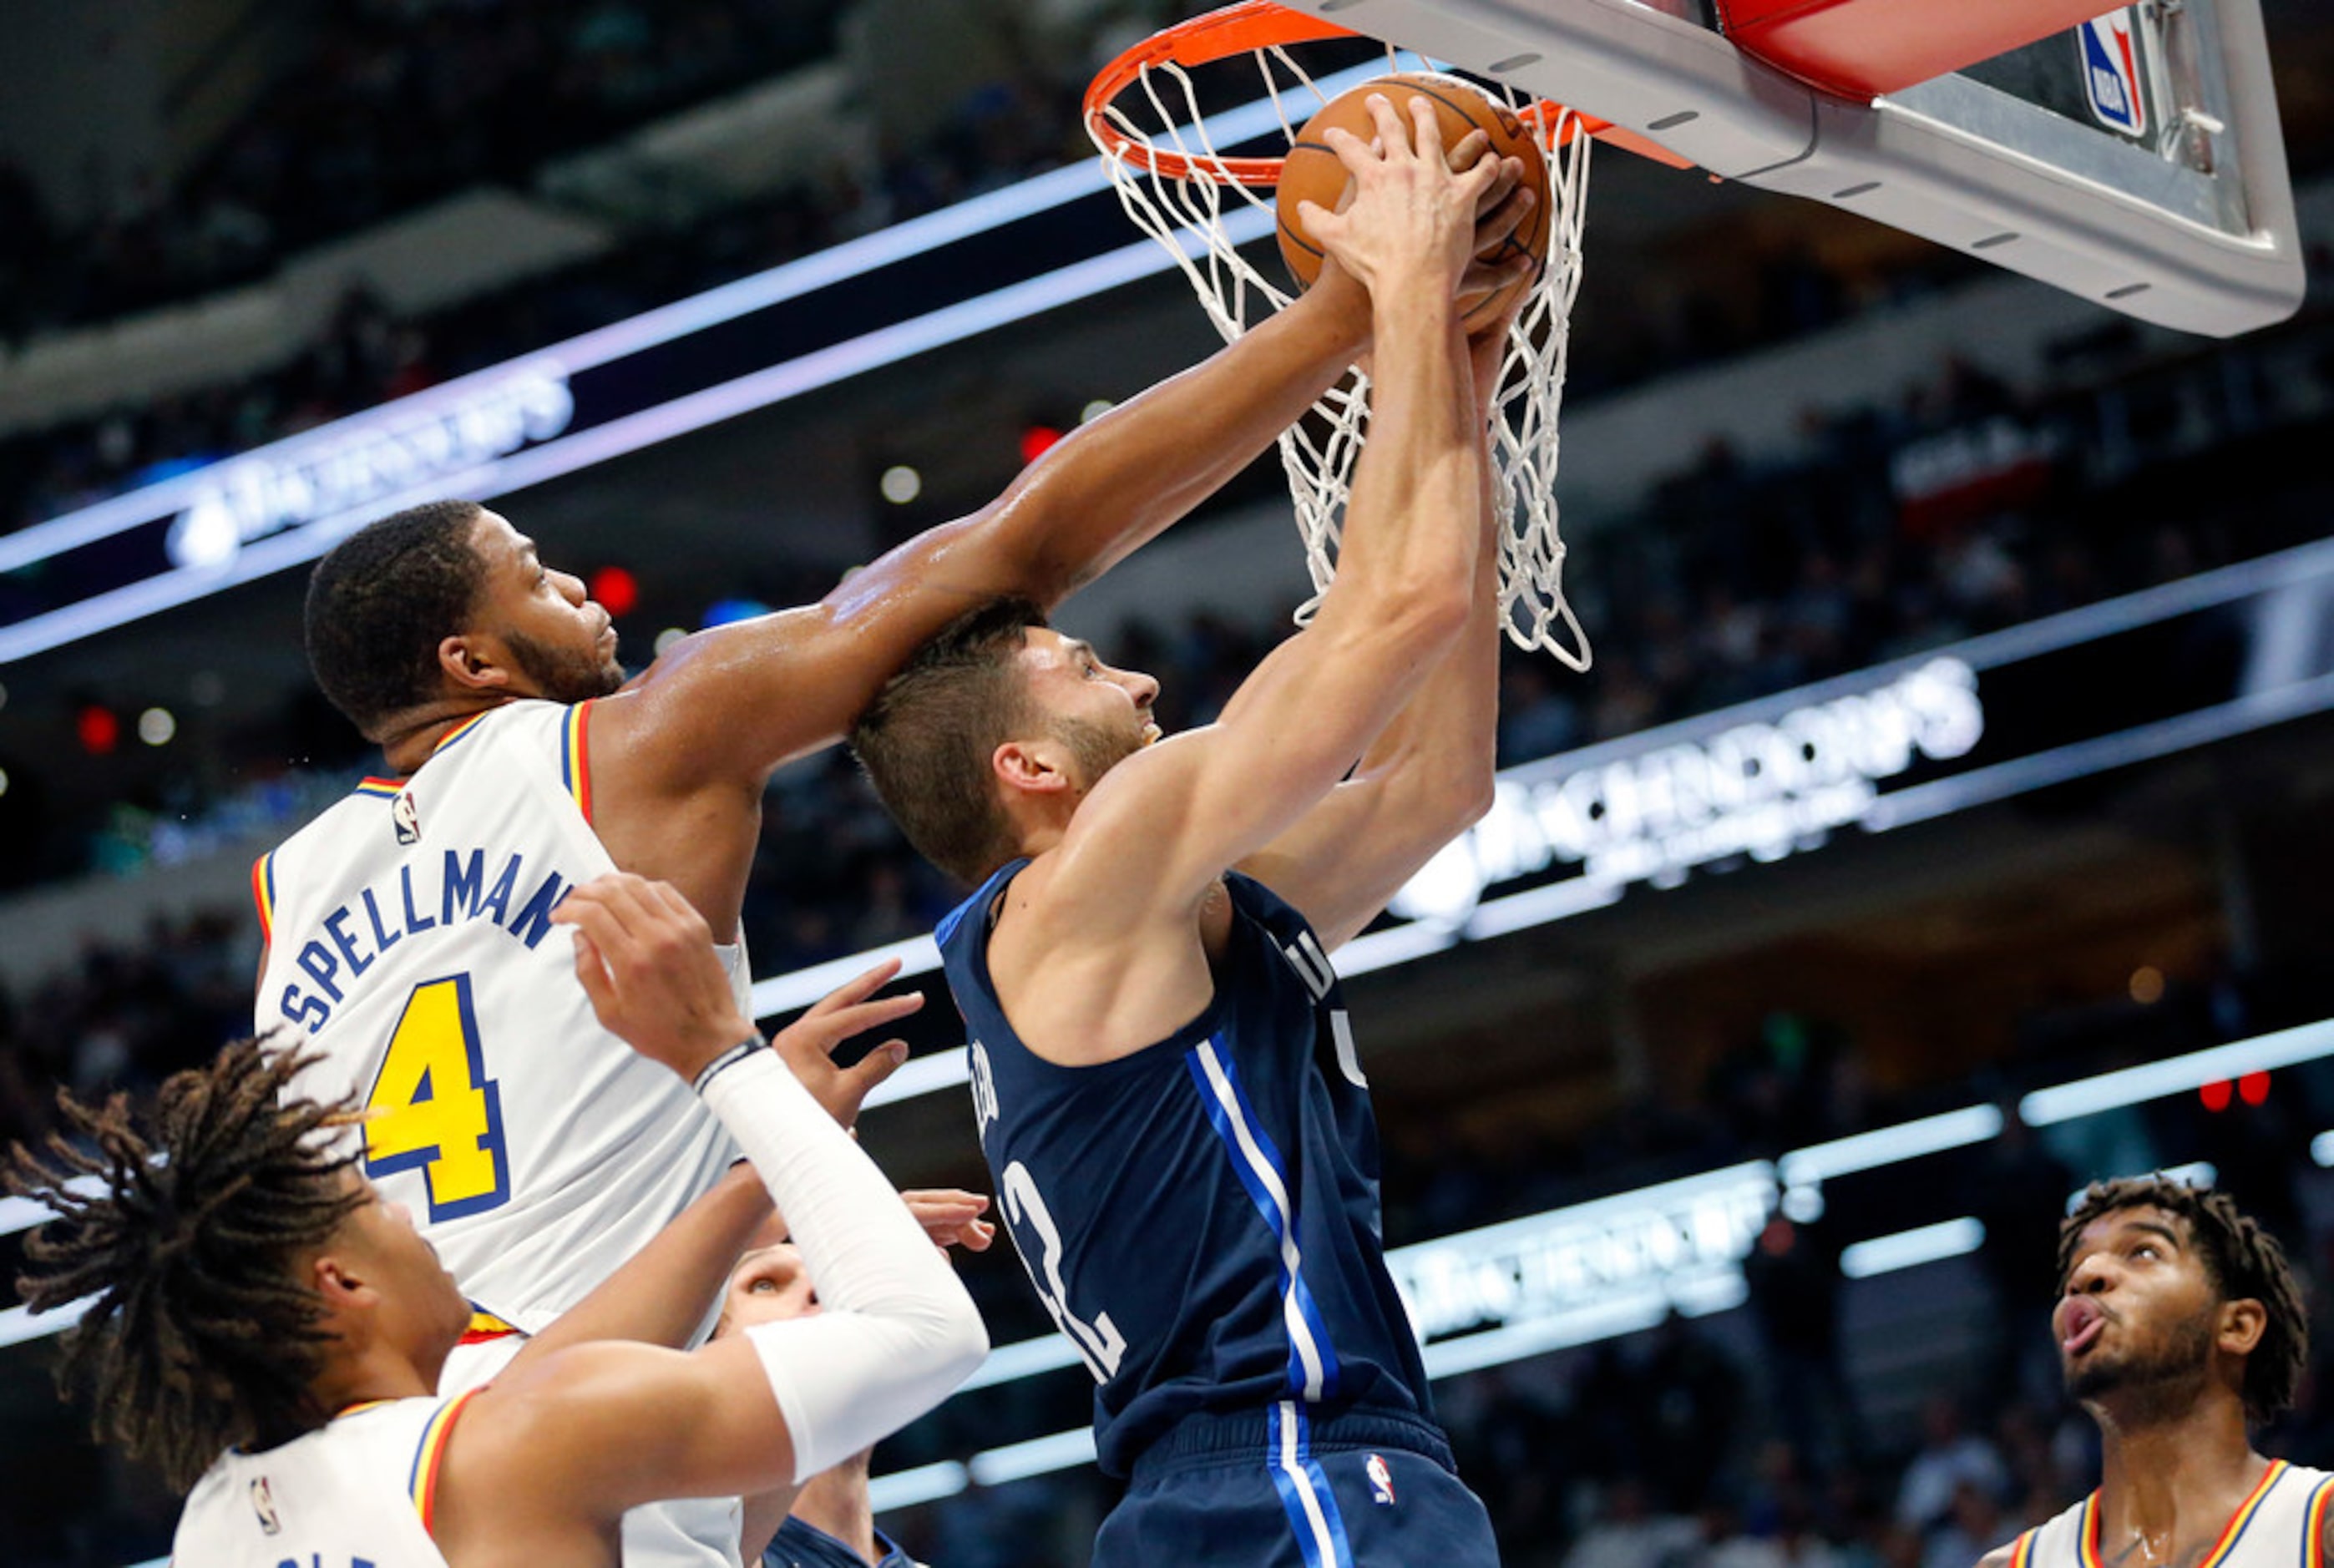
992, 739, 1071, 797
438, 632, 512, 694
2218, 1295, 2267, 1358
312, 1251, 382, 1314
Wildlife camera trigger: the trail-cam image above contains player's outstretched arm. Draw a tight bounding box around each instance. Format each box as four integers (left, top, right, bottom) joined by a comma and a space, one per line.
501, 953, 925, 1362
432, 877, 986, 1555
594, 144, 1527, 796
1237, 304, 1524, 949
1043, 99, 1500, 940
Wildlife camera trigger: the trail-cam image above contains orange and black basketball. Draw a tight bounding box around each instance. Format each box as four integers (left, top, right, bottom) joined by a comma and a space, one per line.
1275, 71, 1551, 330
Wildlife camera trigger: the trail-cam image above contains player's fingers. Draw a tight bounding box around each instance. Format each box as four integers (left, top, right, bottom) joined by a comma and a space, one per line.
568, 927, 613, 1006
843, 1039, 911, 1090
554, 873, 649, 950
1451, 146, 1505, 203
1319, 121, 1379, 176
1446, 127, 1491, 174
1472, 183, 1537, 253
805, 957, 907, 1016
1473, 153, 1525, 217
819, 992, 925, 1043
1403, 95, 1446, 162
961, 1217, 996, 1252
1356, 94, 1412, 162
644, 877, 715, 943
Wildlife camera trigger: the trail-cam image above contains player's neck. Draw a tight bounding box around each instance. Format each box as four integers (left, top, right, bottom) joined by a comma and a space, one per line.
2093, 1393, 2266, 1560
377, 695, 512, 775
311, 1343, 439, 1420
789, 1452, 878, 1565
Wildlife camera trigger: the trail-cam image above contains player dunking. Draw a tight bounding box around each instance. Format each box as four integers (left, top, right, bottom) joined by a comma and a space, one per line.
8, 874, 986, 1568
850, 96, 1529, 1566
1979, 1176, 2326, 1568
262, 137, 1526, 1361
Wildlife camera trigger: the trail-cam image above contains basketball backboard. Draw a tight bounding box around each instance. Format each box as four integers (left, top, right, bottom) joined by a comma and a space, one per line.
1278, 0, 2304, 336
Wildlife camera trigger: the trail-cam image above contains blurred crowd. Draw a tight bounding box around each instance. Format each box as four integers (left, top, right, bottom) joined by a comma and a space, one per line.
0, 0, 844, 339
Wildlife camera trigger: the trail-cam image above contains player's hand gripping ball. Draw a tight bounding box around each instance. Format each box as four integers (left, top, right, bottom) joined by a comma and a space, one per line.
1276, 72, 1551, 331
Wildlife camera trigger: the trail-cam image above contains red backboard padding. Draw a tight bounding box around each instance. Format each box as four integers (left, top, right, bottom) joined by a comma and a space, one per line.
1714, 0, 2124, 99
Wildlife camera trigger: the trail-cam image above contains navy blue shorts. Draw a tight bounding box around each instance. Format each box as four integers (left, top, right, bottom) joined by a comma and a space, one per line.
1094, 1404, 1501, 1568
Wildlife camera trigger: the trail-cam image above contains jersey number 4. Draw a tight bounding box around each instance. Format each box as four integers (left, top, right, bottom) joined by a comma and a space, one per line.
362, 974, 512, 1221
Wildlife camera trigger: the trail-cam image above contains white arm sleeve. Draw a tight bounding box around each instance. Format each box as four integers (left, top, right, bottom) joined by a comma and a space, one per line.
699, 1050, 988, 1479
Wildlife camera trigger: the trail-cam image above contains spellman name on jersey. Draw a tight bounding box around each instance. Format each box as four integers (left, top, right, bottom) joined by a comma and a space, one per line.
271, 847, 572, 1034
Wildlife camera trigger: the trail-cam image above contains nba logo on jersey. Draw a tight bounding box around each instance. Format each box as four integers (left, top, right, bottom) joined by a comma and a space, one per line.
1366, 1453, 1396, 1507
249, 1474, 281, 1534
392, 789, 422, 846
2079, 11, 2146, 138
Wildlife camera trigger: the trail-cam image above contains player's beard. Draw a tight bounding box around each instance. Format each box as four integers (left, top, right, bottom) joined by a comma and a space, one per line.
2065, 1300, 2218, 1420
1056, 714, 1146, 791
506, 627, 625, 703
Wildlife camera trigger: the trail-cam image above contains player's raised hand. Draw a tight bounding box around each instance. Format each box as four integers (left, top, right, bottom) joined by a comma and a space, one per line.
904, 1188, 997, 1252
769, 957, 925, 1130
1299, 94, 1504, 297
555, 872, 760, 1081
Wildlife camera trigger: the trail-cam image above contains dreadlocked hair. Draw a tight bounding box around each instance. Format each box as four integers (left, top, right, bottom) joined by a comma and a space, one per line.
2059, 1175, 2309, 1426
5, 1039, 367, 1490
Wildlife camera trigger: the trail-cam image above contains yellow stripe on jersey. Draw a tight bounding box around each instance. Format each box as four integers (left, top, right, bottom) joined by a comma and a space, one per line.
2078, 1493, 2102, 1568
2198, 1459, 2289, 1568
352, 777, 403, 799
561, 701, 594, 822
2008, 1527, 2036, 1568
251, 852, 276, 943
409, 1386, 484, 1534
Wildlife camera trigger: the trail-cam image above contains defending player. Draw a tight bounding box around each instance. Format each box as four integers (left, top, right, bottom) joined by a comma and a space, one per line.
8, 873, 987, 1568
850, 97, 1525, 1566
259, 139, 1531, 1370
1977, 1177, 2327, 1568
714, 1239, 962, 1568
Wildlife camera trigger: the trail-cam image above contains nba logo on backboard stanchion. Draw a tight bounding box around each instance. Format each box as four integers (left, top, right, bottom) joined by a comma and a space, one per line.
2079, 11, 2146, 138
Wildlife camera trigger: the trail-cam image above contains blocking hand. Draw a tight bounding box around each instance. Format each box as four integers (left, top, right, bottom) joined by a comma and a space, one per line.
1298, 94, 1506, 298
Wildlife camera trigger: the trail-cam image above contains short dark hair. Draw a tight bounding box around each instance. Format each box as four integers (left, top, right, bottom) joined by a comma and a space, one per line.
850, 597, 1048, 885
2058, 1176, 2308, 1425
7, 1040, 367, 1489
305, 500, 488, 737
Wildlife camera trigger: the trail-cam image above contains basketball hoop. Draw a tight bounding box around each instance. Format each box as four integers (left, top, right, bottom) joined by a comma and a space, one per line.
1085, 1, 1597, 666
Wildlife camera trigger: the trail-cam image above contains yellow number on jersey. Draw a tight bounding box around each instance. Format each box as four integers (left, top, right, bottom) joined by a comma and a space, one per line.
363, 974, 510, 1220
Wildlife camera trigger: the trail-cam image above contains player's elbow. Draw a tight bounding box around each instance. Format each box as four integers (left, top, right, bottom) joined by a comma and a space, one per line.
933, 1285, 991, 1386
1357, 566, 1473, 664
897, 1275, 990, 1393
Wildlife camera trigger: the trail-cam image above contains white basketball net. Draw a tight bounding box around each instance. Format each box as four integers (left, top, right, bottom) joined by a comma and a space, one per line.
1091, 45, 1592, 666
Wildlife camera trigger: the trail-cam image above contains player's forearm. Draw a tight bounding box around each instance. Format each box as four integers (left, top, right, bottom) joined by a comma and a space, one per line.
1321, 288, 1479, 641
1346, 408, 1502, 809
511, 1162, 773, 1363
965, 283, 1370, 603
702, 1052, 986, 1480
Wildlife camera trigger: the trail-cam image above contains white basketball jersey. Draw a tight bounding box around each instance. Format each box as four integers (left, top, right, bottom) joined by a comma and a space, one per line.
2006, 1460, 2333, 1568
255, 699, 746, 1333
173, 1393, 475, 1568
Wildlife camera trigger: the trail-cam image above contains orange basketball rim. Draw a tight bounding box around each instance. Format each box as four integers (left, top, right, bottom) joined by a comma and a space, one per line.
1082, 0, 1693, 185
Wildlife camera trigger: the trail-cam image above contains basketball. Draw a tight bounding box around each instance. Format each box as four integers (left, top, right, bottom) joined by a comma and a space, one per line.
1275, 71, 1551, 331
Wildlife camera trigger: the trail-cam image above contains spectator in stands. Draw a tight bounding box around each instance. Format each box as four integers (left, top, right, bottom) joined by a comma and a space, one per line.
1893, 1398, 2008, 1535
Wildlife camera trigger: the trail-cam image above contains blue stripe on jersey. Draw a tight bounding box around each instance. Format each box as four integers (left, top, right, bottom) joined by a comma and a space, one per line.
1185, 1035, 1344, 1404
1268, 1401, 1357, 1568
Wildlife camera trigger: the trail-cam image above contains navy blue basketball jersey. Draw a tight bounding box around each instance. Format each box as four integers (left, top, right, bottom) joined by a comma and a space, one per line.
938, 863, 1434, 1479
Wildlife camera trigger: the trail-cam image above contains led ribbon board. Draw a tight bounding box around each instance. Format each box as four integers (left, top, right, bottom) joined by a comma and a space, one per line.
1385, 536, 2334, 938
